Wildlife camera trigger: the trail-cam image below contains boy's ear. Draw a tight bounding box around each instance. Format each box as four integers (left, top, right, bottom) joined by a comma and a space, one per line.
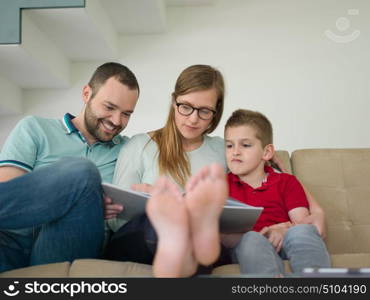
82, 85, 92, 104
263, 144, 275, 161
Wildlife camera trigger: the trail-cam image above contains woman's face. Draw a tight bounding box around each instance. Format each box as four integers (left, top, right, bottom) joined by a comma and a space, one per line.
173, 88, 218, 143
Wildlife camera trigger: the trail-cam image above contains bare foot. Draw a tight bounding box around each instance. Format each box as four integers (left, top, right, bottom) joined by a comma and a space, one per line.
185, 164, 227, 266
146, 177, 197, 277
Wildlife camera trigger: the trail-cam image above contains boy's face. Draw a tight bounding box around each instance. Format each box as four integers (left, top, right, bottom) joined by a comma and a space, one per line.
225, 125, 273, 178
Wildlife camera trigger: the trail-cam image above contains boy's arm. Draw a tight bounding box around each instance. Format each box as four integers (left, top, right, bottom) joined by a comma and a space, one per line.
270, 155, 327, 238
261, 208, 309, 252
288, 207, 310, 224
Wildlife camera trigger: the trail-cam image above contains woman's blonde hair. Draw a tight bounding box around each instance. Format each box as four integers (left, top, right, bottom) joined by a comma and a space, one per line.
151, 65, 225, 186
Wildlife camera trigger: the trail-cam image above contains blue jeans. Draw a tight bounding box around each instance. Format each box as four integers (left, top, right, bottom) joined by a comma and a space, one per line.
234, 224, 331, 276
0, 158, 105, 272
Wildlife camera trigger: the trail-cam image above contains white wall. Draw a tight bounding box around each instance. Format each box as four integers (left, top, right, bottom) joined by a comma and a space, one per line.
1, 0, 370, 153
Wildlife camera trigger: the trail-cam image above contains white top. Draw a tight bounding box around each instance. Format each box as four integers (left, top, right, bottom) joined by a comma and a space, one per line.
108, 133, 227, 231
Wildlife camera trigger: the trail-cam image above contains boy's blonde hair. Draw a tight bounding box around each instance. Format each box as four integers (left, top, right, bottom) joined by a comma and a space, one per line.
225, 109, 273, 147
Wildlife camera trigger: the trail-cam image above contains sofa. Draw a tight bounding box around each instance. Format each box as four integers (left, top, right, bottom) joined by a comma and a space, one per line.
1, 148, 370, 277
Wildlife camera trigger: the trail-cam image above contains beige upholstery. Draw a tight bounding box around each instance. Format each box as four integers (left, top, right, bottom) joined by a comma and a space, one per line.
291, 149, 370, 266
2, 148, 370, 277
0, 262, 71, 278
69, 259, 153, 277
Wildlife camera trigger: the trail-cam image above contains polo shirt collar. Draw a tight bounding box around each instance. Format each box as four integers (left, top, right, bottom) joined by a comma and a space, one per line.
230, 165, 280, 191
62, 113, 123, 145
63, 113, 78, 134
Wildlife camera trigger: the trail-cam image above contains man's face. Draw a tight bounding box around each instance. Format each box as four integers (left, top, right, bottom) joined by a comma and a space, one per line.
83, 77, 138, 143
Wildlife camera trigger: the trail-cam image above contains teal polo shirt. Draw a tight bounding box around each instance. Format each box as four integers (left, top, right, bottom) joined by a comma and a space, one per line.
0, 113, 128, 183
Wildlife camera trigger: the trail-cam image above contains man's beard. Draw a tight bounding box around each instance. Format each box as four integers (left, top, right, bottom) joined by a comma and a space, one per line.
84, 103, 122, 142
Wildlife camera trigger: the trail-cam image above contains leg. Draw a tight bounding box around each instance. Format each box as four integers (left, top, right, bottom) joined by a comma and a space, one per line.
0, 157, 104, 271
282, 224, 331, 274
185, 164, 227, 266
234, 231, 285, 276
104, 214, 156, 264
146, 177, 197, 277
0, 228, 34, 272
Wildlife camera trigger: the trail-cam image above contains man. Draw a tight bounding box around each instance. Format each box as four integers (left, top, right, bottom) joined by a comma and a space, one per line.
0, 62, 139, 272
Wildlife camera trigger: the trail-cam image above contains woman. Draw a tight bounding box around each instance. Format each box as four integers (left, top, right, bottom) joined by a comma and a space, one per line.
108, 64, 226, 232
105, 64, 326, 271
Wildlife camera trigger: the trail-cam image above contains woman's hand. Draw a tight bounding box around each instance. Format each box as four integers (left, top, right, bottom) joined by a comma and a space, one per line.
269, 154, 287, 173
301, 185, 327, 239
131, 183, 153, 194
301, 211, 327, 239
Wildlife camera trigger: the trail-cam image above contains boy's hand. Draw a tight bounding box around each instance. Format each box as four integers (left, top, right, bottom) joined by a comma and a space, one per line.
260, 223, 291, 252
261, 227, 285, 252
103, 194, 123, 219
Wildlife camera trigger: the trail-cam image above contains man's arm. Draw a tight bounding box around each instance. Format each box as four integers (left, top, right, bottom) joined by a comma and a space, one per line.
0, 166, 27, 182
0, 117, 39, 182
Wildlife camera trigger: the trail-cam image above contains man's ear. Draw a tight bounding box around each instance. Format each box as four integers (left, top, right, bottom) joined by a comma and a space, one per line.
82, 85, 92, 104
263, 144, 275, 161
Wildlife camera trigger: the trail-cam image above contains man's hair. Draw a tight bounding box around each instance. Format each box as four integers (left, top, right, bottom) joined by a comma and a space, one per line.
88, 62, 139, 99
225, 109, 273, 147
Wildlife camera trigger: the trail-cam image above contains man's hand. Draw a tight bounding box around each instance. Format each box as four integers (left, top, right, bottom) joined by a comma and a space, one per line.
103, 194, 123, 219
131, 183, 153, 194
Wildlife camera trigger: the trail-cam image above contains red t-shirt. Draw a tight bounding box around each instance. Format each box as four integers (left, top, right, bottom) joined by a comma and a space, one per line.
227, 166, 309, 232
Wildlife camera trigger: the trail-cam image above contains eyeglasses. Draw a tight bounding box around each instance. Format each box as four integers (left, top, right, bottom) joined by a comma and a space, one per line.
174, 100, 216, 120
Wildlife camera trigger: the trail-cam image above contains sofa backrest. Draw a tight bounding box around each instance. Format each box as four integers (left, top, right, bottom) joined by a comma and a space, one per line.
291, 149, 370, 255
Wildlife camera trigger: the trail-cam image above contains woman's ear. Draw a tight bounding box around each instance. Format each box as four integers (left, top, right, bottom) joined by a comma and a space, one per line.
263, 144, 275, 161
82, 85, 92, 104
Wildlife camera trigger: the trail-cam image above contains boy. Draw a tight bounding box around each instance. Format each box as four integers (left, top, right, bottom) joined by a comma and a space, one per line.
223, 109, 330, 276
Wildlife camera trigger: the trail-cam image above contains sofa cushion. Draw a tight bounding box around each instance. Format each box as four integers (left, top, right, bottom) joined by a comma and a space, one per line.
291, 149, 370, 255
330, 253, 370, 268
69, 259, 153, 277
0, 262, 71, 277
211, 261, 291, 276
212, 253, 370, 276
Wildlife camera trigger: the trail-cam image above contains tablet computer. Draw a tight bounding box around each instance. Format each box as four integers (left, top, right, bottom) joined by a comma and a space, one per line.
103, 183, 263, 233
103, 182, 150, 221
